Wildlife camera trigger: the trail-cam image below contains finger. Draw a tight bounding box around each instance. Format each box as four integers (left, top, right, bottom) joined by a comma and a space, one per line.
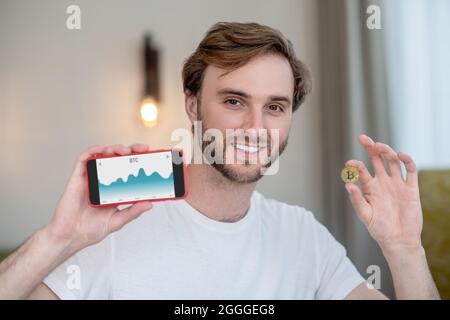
398, 151, 418, 187
108, 201, 153, 233
358, 134, 388, 177
344, 159, 373, 186
65, 145, 108, 195
345, 183, 373, 227
104, 144, 132, 156
129, 143, 150, 153
74, 145, 107, 177
78, 144, 129, 179
376, 143, 402, 179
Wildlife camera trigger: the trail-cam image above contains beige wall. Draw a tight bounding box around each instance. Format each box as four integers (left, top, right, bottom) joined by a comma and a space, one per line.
0, 0, 322, 249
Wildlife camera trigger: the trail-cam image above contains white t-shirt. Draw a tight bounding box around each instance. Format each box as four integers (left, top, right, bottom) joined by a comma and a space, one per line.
43, 191, 365, 299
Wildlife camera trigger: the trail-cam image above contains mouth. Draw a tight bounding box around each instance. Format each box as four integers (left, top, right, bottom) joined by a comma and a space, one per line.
233, 143, 260, 153
230, 143, 268, 159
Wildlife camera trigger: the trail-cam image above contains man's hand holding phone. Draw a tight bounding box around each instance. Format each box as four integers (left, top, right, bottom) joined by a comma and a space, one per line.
0, 144, 156, 299
46, 144, 154, 257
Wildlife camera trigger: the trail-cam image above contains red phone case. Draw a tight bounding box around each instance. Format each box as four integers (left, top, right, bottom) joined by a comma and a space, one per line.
84, 148, 188, 208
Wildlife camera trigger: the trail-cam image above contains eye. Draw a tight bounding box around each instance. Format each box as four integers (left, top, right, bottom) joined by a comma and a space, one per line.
266, 105, 283, 113
224, 99, 242, 107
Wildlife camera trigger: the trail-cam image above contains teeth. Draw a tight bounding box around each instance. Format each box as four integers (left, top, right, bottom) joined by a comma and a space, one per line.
234, 144, 259, 153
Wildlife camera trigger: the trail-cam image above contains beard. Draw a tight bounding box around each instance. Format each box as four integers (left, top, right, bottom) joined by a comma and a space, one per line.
207, 132, 288, 184
193, 118, 289, 184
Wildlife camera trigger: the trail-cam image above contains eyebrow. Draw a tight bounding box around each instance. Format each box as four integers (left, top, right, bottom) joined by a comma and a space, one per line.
216, 88, 292, 105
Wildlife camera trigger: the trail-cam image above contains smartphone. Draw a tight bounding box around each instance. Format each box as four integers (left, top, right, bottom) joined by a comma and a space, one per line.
85, 149, 187, 207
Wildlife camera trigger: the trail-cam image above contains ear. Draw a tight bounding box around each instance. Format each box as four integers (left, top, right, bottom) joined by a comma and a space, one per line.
184, 92, 199, 124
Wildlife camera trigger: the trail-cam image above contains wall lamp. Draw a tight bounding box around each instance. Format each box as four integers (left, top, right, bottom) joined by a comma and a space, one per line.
140, 34, 160, 127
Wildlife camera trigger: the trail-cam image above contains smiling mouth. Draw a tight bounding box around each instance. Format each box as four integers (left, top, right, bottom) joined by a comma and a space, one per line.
231, 143, 268, 154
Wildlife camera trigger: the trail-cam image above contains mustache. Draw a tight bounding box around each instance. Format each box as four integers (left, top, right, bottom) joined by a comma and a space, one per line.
225, 128, 270, 146
205, 134, 274, 152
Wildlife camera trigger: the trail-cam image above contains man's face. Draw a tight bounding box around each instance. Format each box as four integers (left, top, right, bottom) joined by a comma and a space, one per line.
188, 53, 294, 183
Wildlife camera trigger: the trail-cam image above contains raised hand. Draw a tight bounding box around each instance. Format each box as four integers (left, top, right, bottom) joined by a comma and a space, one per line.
47, 143, 154, 255
344, 134, 423, 251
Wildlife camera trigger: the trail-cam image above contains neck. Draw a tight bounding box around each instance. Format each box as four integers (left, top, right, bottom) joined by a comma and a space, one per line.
184, 163, 256, 222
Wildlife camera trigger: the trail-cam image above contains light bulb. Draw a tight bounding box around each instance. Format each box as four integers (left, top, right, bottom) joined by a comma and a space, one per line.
140, 97, 158, 127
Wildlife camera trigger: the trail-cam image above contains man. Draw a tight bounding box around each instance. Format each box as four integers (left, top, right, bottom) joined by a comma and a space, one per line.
0, 22, 439, 299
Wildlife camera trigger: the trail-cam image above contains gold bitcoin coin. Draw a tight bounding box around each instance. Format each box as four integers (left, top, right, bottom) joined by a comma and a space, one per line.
341, 166, 359, 183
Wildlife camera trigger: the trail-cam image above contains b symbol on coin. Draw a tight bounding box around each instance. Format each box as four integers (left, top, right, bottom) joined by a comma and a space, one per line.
341, 166, 359, 183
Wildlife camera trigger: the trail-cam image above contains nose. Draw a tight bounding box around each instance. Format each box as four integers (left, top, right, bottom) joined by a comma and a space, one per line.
242, 108, 265, 131
237, 108, 267, 145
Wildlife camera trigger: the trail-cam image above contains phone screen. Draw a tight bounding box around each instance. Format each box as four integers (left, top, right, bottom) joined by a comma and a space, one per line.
94, 151, 176, 205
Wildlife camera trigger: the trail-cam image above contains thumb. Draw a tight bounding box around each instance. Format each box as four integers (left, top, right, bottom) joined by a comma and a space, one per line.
345, 183, 372, 226
108, 201, 153, 233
